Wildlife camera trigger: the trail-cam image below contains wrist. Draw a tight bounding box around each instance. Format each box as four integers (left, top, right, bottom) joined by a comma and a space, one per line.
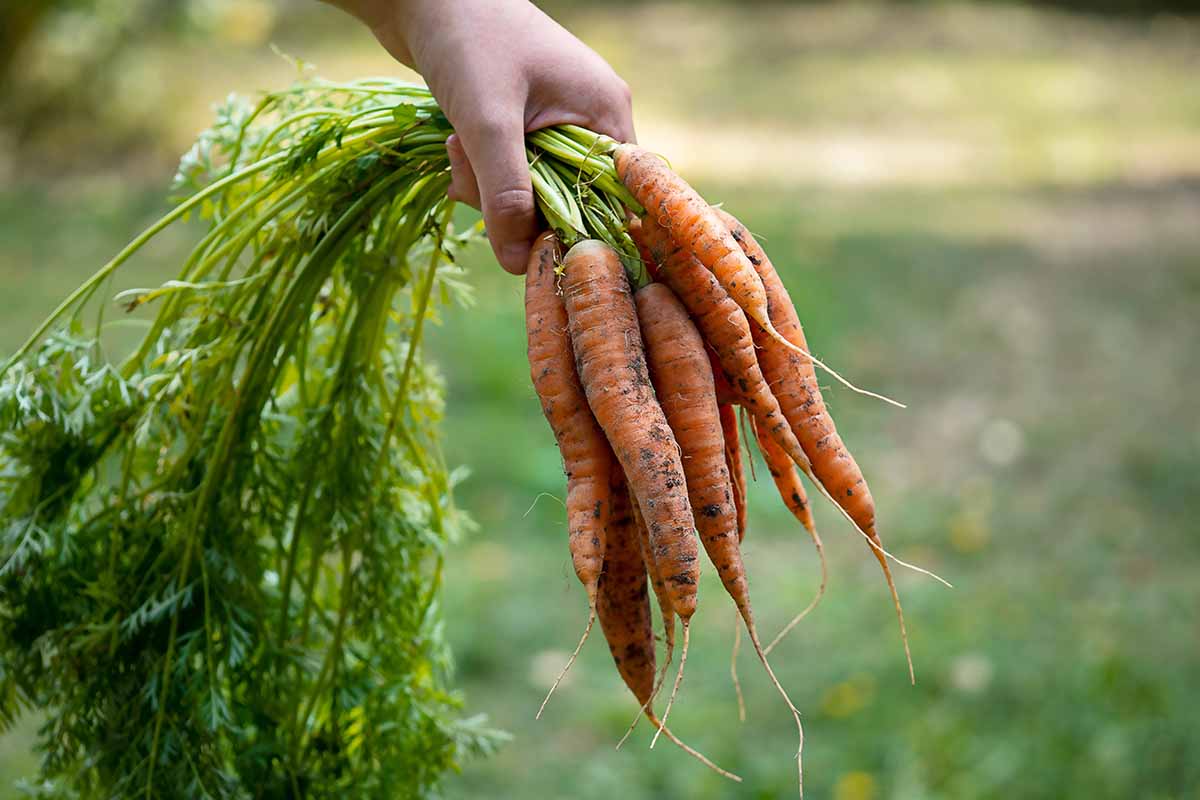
381, 0, 536, 77
326, 0, 441, 69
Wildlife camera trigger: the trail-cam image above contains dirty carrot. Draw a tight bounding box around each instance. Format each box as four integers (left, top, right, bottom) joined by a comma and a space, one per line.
637, 215, 815, 485
716, 208, 917, 680
560, 239, 700, 621
635, 281, 805, 785
525, 232, 616, 716
596, 476, 741, 782
615, 492, 676, 750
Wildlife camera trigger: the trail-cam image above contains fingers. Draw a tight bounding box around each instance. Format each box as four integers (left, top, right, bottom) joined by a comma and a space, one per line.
445, 135, 481, 209
453, 113, 538, 275
605, 78, 637, 144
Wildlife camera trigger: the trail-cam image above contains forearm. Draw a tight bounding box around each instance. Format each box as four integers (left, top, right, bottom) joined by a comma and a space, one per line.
324, 0, 519, 73
321, 0, 435, 67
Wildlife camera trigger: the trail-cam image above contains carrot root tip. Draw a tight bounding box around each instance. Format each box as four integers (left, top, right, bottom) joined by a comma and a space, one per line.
535, 607, 595, 720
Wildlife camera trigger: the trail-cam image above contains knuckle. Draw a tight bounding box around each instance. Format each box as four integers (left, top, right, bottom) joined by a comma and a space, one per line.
464, 109, 516, 140
615, 78, 633, 105
487, 186, 535, 220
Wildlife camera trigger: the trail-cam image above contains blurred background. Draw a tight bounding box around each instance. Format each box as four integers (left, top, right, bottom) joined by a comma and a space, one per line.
2, 1, 1199, 798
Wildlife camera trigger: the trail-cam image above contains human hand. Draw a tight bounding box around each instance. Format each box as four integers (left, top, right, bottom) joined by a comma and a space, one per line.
332, 0, 635, 274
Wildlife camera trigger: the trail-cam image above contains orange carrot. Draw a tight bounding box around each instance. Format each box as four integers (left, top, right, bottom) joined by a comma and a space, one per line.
525, 232, 612, 608
635, 281, 804, 785
719, 403, 747, 544
526, 232, 616, 716
716, 208, 918, 679
615, 492, 675, 750
618, 145, 902, 408
615, 145, 780, 346
626, 216, 660, 281
637, 216, 814, 485
596, 481, 655, 710
753, 414, 817, 536
597, 476, 740, 782
560, 240, 700, 621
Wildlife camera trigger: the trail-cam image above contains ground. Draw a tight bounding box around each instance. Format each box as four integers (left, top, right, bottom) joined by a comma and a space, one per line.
1, 3, 1198, 798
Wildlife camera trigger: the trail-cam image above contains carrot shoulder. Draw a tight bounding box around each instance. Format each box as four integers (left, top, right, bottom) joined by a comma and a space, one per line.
615, 145, 776, 339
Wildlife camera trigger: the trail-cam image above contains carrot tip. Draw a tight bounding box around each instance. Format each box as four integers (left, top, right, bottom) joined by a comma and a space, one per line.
535, 607, 595, 720
744, 621, 805, 798
764, 524, 828, 656
765, 322, 907, 409
650, 622, 689, 750
730, 610, 747, 723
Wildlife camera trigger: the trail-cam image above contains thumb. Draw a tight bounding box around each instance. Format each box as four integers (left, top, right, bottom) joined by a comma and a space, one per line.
453, 113, 538, 275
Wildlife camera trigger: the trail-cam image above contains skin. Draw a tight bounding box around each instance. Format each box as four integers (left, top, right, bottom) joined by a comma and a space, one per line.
326, 0, 635, 274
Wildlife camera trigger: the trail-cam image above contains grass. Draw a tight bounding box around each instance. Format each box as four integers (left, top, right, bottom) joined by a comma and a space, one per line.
2, 3, 1199, 798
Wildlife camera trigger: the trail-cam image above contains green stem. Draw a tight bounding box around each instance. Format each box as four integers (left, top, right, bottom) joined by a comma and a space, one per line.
3, 151, 289, 380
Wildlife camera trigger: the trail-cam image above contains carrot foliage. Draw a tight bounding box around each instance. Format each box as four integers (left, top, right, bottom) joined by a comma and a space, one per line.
0, 79, 571, 798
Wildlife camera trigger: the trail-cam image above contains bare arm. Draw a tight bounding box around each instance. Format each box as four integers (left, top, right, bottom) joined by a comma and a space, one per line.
324, 0, 635, 274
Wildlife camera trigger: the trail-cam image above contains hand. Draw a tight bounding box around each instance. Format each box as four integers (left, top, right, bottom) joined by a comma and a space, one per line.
332, 0, 636, 274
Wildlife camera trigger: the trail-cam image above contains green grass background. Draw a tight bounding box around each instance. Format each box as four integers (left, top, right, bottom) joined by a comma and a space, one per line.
2, 3, 1199, 798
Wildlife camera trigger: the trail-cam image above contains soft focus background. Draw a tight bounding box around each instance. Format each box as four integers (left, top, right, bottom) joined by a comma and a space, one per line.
2, 1, 1199, 798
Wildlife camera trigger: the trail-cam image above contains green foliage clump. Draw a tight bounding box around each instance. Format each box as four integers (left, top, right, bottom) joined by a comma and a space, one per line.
0, 82, 507, 798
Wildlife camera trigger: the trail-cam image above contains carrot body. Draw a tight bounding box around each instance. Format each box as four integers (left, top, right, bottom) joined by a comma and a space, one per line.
717, 208, 911, 679
601, 477, 741, 783
615, 145, 777, 339
636, 280, 805, 777
596, 479, 656, 706
560, 240, 699, 620
525, 232, 613, 608
754, 415, 816, 535
631, 492, 675, 659
715, 210, 877, 554
719, 403, 747, 544
635, 283, 746, 608
637, 216, 811, 477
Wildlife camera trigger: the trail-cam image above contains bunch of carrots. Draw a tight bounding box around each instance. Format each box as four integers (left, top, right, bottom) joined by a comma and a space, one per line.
525, 143, 945, 791
0, 77, 946, 795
